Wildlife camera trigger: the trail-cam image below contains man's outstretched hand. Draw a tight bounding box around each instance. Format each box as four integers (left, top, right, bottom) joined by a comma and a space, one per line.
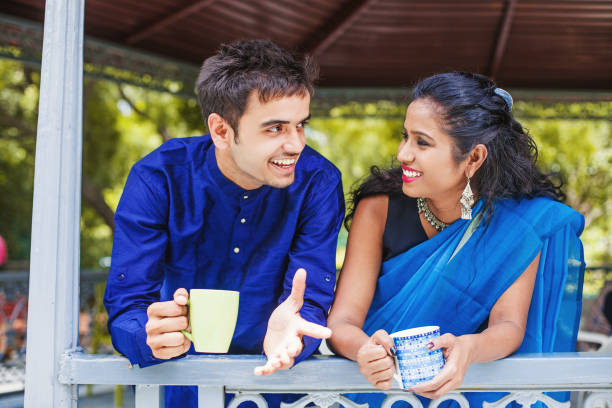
254, 268, 332, 376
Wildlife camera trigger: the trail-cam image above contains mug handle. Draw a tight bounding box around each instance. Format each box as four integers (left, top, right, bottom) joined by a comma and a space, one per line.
180, 297, 192, 341
392, 353, 403, 387
181, 330, 193, 341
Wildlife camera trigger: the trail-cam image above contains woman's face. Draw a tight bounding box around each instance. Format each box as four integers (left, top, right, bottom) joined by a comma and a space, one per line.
398, 98, 468, 202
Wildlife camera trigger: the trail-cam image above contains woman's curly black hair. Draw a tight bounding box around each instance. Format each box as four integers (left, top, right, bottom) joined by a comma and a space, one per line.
344, 72, 564, 230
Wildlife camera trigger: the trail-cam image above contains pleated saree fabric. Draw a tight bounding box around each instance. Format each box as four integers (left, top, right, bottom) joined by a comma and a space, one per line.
353, 197, 585, 407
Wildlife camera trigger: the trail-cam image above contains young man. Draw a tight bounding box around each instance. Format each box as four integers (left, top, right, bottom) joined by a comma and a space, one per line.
103, 40, 344, 406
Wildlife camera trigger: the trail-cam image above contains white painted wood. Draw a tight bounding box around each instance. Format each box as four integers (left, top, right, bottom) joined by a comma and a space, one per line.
227, 392, 268, 408
281, 392, 366, 408
198, 386, 225, 408
135, 385, 164, 408
381, 394, 423, 408
584, 392, 612, 408
23, 0, 84, 406
58, 352, 612, 391
429, 393, 470, 408
483, 391, 570, 408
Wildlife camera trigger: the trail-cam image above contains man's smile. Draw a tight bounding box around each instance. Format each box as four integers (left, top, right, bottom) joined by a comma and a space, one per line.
270, 156, 298, 170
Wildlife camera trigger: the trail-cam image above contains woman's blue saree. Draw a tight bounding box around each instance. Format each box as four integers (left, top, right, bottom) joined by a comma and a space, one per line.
352, 197, 585, 407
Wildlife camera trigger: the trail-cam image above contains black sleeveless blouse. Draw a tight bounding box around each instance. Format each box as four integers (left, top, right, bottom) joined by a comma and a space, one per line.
380, 193, 489, 332
382, 193, 428, 262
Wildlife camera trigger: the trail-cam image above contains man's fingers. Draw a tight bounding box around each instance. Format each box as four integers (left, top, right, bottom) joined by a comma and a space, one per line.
173, 288, 189, 306
254, 363, 274, 376
288, 268, 307, 309
146, 315, 189, 335
151, 342, 189, 360
296, 318, 332, 339
278, 351, 293, 367
287, 338, 303, 357
147, 300, 187, 318
147, 331, 186, 349
254, 358, 280, 376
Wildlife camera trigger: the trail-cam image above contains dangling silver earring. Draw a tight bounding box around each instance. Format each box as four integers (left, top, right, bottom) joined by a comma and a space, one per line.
460, 177, 474, 220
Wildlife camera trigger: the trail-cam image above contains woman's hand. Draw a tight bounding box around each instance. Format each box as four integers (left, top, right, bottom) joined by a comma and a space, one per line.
409, 333, 475, 399
356, 329, 396, 390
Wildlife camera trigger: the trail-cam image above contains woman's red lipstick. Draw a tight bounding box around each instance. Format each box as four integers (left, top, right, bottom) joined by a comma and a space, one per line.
401, 165, 422, 183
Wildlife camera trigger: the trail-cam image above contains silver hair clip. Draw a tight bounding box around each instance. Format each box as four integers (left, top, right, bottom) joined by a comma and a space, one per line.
494, 88, 513, 110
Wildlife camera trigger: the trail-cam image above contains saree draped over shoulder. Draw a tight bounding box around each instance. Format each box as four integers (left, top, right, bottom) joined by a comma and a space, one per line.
355, 197, 585, 407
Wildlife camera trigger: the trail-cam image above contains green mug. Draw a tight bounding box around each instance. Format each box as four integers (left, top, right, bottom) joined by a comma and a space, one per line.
180, 289, 239, 353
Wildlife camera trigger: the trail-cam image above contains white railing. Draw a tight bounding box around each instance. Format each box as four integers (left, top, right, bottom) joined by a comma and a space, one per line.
58, 352, 612, 408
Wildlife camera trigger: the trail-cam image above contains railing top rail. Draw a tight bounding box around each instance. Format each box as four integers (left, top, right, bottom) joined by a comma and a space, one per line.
59, 352, 612, 392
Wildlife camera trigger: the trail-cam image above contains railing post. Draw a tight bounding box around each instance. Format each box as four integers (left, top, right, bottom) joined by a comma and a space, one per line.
198, 385, 225, 408
135, 385, 165, 408
23, 0, 85, 406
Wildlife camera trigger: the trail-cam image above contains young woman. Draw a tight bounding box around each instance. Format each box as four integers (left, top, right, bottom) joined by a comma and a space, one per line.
327, 72, 585, 407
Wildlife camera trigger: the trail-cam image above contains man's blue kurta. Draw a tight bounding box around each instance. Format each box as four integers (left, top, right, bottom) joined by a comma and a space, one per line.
103, 135, 344, 407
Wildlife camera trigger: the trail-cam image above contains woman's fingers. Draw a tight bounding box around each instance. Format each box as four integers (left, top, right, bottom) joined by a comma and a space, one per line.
426, 378, 461, 400
371, 329, 395, 355
371, 365, 395, 383
368, 355, 395, 373
359, 343, 388, 362
412, 376, 457, 400
375, 378, 394, 390
428, 333, 456, 351
410, 362, 458, 395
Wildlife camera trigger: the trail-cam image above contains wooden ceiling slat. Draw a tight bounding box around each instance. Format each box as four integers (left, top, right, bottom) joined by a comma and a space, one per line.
273, 0, 338, 19
126, 0, 217, 45
199, 1, 305, 41
85, 0, 171, 19
241, 1, 324, 26
1, 0, 611, 90
489, 0, 517, 79
216, 0, 315, 36
302, 0, 378, 56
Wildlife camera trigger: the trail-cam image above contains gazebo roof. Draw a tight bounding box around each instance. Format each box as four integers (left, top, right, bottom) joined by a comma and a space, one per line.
2, 0, 611, 90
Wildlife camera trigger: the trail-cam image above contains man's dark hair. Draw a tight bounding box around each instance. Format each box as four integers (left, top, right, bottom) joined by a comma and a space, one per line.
196, 39, 318, 134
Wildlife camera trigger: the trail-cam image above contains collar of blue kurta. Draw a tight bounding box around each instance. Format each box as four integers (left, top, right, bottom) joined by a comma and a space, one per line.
363, 196, 585, 354
204, 139, 270, 199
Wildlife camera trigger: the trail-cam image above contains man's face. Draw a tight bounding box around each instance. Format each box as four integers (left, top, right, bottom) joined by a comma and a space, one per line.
218, 91, 310, 190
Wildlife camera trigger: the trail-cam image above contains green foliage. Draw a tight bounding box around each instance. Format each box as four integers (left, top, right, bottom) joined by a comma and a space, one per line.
516, 105, 612, 266
0, 59, 610, 296
0, 61, 38, 260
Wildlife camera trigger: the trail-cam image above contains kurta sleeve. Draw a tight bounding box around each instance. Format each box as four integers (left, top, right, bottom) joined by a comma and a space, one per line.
279, 169, 345, 364
103, 166, 173, 367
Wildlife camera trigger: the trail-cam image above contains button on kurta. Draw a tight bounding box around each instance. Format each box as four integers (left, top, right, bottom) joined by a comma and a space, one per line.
241, 218, 246, 223
233, 247, 240, 254
243, 195, 248, 200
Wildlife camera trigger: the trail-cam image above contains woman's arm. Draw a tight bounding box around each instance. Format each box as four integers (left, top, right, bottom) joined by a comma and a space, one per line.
327, 195, 396, 388
328, 194, 388, 358
411, 252, 540, 399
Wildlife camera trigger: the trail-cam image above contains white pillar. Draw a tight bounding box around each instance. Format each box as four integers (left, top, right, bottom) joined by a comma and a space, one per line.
135, 385, 165, 408
24, 0, 85, 406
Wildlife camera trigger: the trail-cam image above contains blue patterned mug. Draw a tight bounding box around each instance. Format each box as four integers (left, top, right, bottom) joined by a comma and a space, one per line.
391, 326, 445, 389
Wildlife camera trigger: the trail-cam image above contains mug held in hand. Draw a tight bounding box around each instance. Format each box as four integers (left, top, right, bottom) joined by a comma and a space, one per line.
391, 326, 445, 389
180, 289, 239, 353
